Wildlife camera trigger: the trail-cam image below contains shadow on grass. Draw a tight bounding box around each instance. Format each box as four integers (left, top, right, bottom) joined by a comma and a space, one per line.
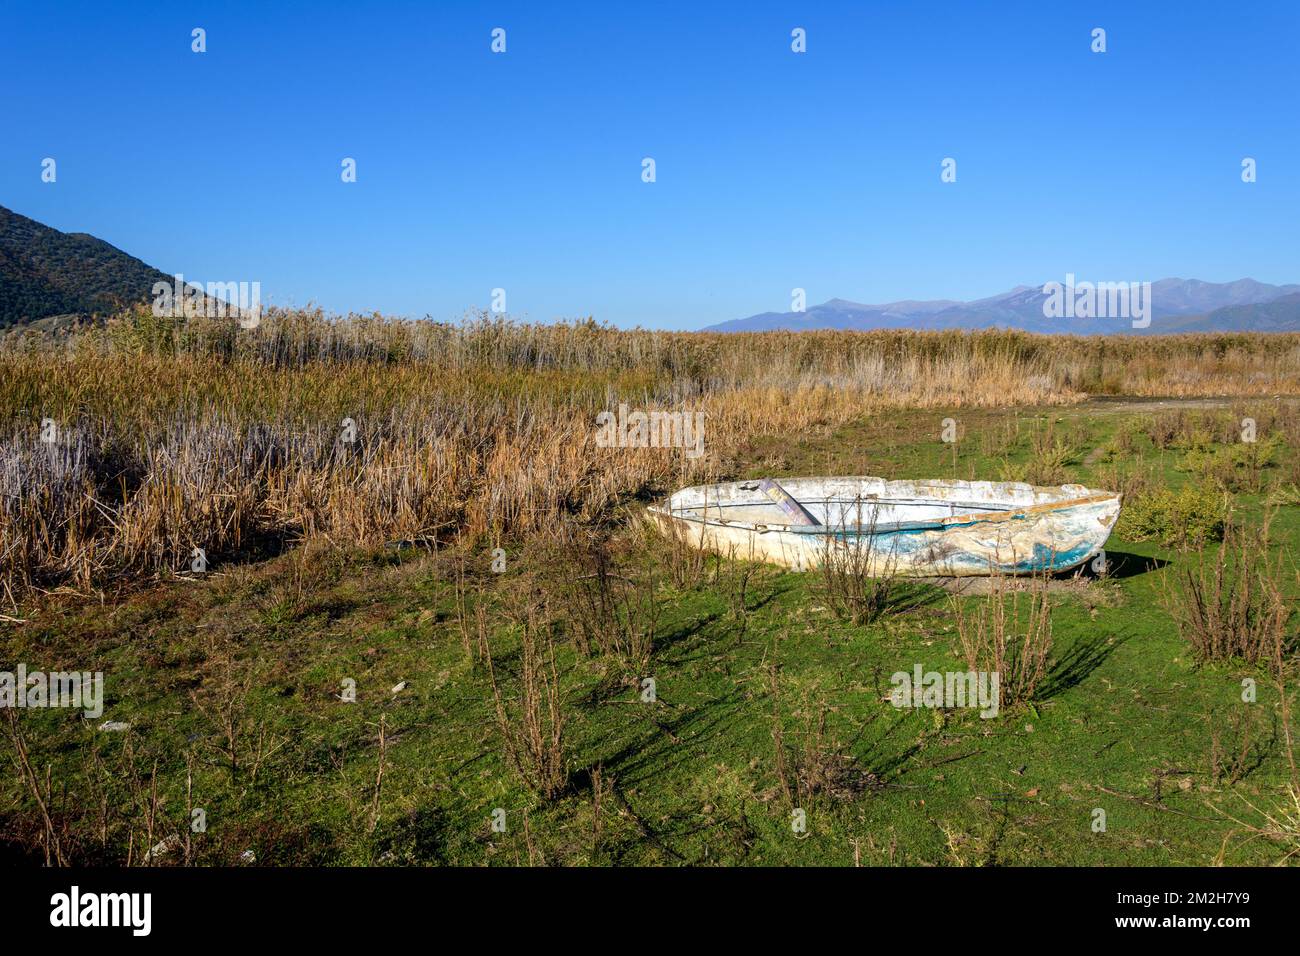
369, 805, 451, 865
573, 685, 928, 864
587, 685, 751, 788
849, 710, 927, 786
1039, 632, 1127, 700
886, 581, 949, 615
1099, 550, 1169, 580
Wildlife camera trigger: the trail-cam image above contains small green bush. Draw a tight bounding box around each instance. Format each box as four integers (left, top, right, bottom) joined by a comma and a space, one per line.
1183, 435, 1282, 493
1117, 483, 1229, 548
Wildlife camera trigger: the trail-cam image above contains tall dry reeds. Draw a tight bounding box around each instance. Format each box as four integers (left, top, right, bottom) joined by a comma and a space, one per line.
17, 306, 1295, 399
6, 308, 1300, 593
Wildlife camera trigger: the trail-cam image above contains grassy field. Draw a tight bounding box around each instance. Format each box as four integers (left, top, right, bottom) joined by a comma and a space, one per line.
2, 313, 1299, 866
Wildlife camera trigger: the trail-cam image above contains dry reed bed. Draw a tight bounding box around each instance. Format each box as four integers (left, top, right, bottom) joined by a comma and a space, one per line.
4, 309, 1300, 592
12, 307, 1300, 394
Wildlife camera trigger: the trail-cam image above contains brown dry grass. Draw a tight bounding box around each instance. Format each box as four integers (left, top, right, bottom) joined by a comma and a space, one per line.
5, 307, 1300, 595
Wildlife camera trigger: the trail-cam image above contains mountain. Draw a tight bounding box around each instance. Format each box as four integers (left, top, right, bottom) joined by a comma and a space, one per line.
726, 297, 963, 332
6, 203, 1297, 337
708, 278, 1300, 334
1160, 292, 1300, 333
0, 204, 171, 329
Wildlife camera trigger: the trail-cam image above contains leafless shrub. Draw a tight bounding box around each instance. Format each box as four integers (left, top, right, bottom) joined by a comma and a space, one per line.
485, 603, 568, 801
453, 554, 491, 665
979, 416, 1021, 459
1145, 410, 1185, 449
658, 511, 711, 590
1207, 707, 1272, 785
368, 716, 388, 835
1025, 421, 1080, 485
2, 709, 68, 865
1160, 513, 1292, 666
1213, 787, 1300, 866
817, 498, 909, 626
1211, 593, 1300, 864
190, 660, 288, 790
565, 537, 658, 669
726, 557, 756, 644
950, 574, 1054, 710
767, 665, 878, 811
1, 714, 207, 866
590, 764, 610, 857
1093, 460, 1153, 501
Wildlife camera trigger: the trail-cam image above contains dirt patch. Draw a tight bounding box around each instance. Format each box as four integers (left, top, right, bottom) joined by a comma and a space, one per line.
923, 572, 1100, 596
1078, 395, 1300, 415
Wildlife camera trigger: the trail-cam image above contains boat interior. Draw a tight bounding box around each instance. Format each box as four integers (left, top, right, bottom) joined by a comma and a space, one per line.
657, 478, 1102, 532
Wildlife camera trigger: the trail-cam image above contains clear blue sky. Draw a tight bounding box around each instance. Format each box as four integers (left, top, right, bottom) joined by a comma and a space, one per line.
2, 1, 1296, 329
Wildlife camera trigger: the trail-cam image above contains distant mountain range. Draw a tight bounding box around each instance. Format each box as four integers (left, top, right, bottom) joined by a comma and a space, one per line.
0, 204, 170, 329
707, 278, 1300, 334
5, 202, 1299, 336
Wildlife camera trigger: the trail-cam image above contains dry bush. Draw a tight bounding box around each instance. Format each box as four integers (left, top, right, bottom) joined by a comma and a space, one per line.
656, 512, 712, 590
189, 659, 289, 791
1186, 436, 1282, 494
561, 535, 659, 669
950, 575, 1054, 710
767, 665, 877, 810
1160, 513, 1292, 666
1207, 706, 1272, 786
2, 709, 69, 865
1270, 481, 1300, 507
1146, 409, 1224, 451
817, 499, 911, 626
0, 715, 223, 866
996, 457, 1031, 483
1213, 788, 1300, 866
1093, 460, 1153, 502
726, 556, 757, 644
1096, 417, 1144, 462
978, 416, 1022, 459
1210, 582, 1300, 865
453, 572, 490, 666
1273, 435, 1300, 504
1026, 425, 1078, 485
1144, 412, 1180, 450
484, 603, 568, 801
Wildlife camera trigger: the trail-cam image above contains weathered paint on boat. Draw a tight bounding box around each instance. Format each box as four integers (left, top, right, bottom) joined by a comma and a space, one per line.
646, 477, 1121, 576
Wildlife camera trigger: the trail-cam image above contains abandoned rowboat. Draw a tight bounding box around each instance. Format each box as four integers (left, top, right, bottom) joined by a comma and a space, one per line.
646, 477, 1121, 576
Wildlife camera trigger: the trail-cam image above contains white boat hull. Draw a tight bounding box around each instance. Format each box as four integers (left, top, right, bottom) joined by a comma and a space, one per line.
647, 477, 1121, 576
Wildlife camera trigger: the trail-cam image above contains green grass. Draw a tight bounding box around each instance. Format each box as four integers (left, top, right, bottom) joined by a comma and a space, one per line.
3, 399, 1298, 866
